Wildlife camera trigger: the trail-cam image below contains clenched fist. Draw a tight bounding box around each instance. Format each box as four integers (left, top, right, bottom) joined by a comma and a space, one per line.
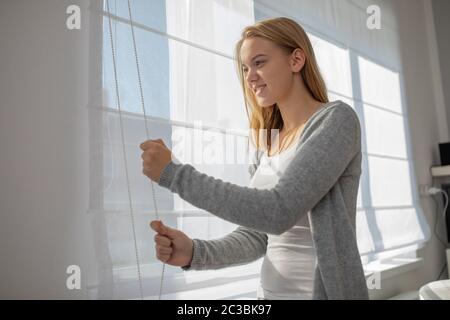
150, 220, 194, 268
140, 139, 172, 183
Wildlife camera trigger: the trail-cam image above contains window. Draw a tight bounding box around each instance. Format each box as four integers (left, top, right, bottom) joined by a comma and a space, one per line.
90, 0, 259, 300
88, 0, 430, 299
254, 0, 429, 264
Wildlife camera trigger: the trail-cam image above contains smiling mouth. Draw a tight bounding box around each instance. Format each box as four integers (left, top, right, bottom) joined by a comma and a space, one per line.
255, 85, 267, 95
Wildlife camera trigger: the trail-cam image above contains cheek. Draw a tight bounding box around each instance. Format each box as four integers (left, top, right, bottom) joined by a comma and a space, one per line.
253, 62, 291, 106
271, 70, 293, 99
265, 68, 291, 98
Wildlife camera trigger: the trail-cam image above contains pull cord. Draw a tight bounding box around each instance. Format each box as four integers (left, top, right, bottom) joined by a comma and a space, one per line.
125, 0, 166, 300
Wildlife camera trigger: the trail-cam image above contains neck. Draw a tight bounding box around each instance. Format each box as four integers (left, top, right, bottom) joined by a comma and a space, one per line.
276, 75, 323, 132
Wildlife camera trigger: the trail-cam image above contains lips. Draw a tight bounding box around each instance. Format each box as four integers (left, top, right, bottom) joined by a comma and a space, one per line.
254, 84, 267, 95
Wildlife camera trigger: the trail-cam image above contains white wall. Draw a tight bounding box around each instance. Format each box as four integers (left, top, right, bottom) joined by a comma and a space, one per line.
0, 0, 448, 299
432, 0, 450, 134
0, 0, 96, 298
366, 0, 449, 299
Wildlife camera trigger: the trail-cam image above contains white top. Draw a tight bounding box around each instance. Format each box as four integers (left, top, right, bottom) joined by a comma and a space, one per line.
248, 136, 317, 300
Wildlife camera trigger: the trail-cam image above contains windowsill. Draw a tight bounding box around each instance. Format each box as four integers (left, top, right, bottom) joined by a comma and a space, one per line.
86, 261, 263, 300
143, 277, 260, 300
88, 257, 424, 299
148, 257, 425, 299
364, 256, 424, 281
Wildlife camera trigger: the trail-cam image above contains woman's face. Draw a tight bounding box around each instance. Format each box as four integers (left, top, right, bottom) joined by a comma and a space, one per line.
240, 37, 302, 107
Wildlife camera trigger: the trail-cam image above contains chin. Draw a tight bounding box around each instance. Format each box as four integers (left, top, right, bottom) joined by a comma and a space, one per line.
258, 99, 276, 108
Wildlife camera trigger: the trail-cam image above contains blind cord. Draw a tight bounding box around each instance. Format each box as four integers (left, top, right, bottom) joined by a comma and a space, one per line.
105, 0, 144, 300
125, 0, 166, 300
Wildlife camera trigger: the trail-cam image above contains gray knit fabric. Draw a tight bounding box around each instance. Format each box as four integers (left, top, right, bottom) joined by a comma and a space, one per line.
158, 101, 369, 300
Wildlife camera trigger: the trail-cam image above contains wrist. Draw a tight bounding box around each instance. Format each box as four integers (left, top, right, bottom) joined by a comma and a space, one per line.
181, 239, 195, 270
158, 160, 182, 189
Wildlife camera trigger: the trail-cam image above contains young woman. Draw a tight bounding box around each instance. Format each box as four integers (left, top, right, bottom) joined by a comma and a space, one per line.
141, 17, 368, 300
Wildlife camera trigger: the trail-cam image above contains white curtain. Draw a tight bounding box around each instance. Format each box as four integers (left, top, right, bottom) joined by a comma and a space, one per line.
91, 0, 259, 300
88, 0, 430, 299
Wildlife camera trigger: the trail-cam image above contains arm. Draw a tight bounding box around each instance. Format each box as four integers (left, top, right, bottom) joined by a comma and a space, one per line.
159, 103, 360, 235
182, 153, 267, 271
183, 226, 268, 271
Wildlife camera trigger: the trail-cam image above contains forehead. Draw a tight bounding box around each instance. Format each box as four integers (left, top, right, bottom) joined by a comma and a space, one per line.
240, 37, 277, 64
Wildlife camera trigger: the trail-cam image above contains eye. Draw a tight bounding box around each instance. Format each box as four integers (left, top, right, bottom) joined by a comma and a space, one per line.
243, 60, 265, 73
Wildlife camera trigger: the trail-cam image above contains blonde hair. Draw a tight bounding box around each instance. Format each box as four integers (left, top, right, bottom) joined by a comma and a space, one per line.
234, 17, 328, 154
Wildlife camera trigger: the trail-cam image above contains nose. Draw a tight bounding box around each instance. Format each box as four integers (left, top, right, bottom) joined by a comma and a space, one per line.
245, 67, 259, 86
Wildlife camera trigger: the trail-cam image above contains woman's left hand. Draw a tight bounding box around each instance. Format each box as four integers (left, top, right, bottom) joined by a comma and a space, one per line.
140, 139, 173, 183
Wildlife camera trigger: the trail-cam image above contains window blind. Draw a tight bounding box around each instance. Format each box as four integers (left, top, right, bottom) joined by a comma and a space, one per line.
87, 0, 430, 299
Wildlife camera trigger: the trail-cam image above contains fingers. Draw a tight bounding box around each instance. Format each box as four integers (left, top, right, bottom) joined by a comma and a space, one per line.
150, 220, 159, 232
140, 140, 152, 150
156, 244, 172, 255
155, 243, 172, 263
140, 139, 164, 151
150, 220, 177, 240
150, 220, 166, 235
154, 234, 171, 247
156, 252, 170, 263
151, 220, 175, 263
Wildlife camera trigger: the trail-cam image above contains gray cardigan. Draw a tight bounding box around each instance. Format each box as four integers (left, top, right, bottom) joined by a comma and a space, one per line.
158, 101, 369, 300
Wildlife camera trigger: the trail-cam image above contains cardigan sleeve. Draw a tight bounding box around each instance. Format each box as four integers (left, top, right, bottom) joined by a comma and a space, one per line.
181, 150, 267, 271
159, 103, 360, 235
182, 225, 268, 271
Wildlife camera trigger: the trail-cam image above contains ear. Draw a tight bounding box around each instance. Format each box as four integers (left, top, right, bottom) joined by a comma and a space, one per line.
290, 48, 306, 73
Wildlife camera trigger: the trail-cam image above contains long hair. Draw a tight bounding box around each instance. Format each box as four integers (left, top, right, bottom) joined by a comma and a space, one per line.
234, 17, 328, 153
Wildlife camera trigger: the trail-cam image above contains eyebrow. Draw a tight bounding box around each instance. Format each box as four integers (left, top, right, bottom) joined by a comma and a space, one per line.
242, 54, 267, 67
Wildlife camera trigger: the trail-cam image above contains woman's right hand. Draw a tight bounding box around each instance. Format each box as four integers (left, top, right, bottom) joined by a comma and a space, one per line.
150, 220, 194, 267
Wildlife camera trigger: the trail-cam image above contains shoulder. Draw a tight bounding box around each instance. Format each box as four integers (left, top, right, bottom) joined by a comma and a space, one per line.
311, 100, 359, 127
247, 101, 360, 177
302, 100, 361, 139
